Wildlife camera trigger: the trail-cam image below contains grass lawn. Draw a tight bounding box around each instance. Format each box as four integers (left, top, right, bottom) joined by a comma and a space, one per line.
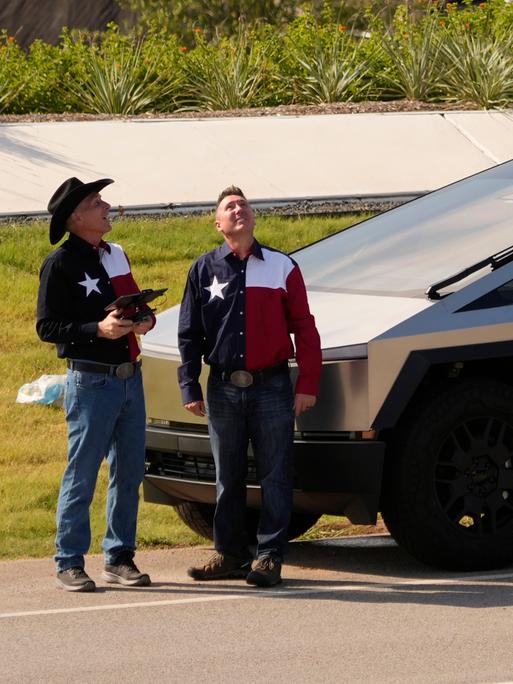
0, 211, 372, 560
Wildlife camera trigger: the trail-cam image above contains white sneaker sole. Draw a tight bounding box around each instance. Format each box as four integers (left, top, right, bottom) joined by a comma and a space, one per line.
55, 578, 96, 592
101, 571, 151, 586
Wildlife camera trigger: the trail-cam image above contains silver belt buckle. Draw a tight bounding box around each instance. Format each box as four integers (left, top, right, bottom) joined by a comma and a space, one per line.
115, 362, 134, 379
230, 370, 253, 388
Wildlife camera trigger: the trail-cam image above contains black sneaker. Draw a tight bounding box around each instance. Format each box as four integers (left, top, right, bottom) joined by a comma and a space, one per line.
56, 567, 96, 592
102, 558, 151, 587
187, 552, 251, 581
246, 556, 282, 587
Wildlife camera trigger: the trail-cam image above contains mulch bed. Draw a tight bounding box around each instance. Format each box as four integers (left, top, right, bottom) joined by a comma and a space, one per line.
0, 99, 490, 124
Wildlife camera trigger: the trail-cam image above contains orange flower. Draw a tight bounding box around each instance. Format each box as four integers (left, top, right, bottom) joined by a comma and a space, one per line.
479, 2, 486, 6
338, 24, 347, 32
194, 27, 202, 33
465, 22, 471, 29
7, 36, 15, 43
179, 46, 188, 52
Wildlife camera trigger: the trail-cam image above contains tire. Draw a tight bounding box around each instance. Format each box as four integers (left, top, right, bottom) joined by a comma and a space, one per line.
175, 502, 217, 540
381, 379, 513, 570
175, 501, 319, 542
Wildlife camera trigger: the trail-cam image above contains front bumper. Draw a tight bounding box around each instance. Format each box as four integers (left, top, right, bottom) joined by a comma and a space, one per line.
144, 425, 385, 524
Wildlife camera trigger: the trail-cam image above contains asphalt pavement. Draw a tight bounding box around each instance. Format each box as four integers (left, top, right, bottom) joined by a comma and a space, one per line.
2, 536, 513, 683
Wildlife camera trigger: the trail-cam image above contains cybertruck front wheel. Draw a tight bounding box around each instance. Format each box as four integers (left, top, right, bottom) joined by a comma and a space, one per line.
381, 380, 513, 570
175, 501, 319, 542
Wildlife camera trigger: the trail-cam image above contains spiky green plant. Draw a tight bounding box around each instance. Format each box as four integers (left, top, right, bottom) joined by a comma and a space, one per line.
379, 11, 445, 101
439, 30, 513, 108
66, 35, 183, 115
183, 29, 277, 111
292, 31, 370, 104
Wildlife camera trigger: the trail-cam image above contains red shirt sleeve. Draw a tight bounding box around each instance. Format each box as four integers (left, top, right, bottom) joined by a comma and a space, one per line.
285, 265, 322, 396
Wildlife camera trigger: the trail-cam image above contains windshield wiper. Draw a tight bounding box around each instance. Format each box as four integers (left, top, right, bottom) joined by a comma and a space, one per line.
426, 243, 513, 300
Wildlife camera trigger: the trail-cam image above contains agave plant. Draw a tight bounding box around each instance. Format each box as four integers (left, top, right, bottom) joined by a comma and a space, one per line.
439, 30, 513, 108
379, 16, 445, 101
292, 33, 370, 104
67, 39, 183, 115
183, 30, 276, 111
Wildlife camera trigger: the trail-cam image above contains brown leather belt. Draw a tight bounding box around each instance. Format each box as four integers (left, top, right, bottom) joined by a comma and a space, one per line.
67, 359, 141, 380
210, 361, 289, 388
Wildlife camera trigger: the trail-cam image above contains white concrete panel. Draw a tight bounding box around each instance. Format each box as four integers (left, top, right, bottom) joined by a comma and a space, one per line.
1, 110, 513, 214
445, 111, 513, 164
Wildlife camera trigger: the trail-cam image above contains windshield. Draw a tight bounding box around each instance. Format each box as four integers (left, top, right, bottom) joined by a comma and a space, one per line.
294, 160, 513, 298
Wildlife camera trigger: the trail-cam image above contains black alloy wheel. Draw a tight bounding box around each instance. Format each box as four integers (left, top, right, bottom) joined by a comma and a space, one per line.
381, 379, 513, 570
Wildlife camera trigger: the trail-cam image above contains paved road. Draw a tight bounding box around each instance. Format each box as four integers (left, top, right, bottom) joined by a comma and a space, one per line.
2, 535, 513, 683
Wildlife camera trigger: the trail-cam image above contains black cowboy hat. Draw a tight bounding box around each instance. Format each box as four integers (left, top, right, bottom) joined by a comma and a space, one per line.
48, 177, 114, 245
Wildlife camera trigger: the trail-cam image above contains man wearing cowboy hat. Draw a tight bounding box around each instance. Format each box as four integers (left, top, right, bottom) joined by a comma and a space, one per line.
37, 177, 154, 592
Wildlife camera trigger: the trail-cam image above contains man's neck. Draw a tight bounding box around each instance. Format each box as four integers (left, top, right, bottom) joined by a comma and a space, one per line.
69, 228, 101, 247
224, 236, 254, 259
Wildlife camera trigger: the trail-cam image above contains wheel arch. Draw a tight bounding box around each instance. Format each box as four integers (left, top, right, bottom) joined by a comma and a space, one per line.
373, 340, 513, 432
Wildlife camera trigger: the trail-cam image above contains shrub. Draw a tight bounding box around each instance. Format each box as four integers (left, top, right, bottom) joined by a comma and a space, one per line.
378, 7, 446, 101
0, 32, 29, 113
439, 30, 513, 108
1, 1, 513, 114
291, 29, 371, 104
279, 8, 371, 104
62, 25, 185, 115
182, 28, 280, 110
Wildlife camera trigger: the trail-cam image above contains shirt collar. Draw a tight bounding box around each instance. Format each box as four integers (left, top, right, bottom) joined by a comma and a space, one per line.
66, 233, 111, 254
216, 239, 264, 261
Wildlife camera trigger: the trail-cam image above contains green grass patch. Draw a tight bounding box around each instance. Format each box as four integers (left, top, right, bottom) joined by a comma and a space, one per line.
0, 211, 367, 560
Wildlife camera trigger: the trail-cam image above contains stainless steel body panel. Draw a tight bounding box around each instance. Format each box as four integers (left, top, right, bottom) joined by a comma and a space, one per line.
143, 353, 373, 432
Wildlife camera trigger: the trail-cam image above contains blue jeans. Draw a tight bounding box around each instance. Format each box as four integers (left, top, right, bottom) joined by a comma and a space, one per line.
207, 370, 294, 562
55, 367, 146, 571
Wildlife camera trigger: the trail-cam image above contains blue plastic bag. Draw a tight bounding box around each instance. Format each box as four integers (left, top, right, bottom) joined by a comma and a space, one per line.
16, 374, 66, 407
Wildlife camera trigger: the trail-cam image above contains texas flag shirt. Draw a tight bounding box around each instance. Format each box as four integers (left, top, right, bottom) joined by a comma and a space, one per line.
178, 239, 321, 404
37, 233, 154, 363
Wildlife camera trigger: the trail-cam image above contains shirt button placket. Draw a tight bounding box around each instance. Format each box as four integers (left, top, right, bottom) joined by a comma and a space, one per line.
238, 262, 246, 365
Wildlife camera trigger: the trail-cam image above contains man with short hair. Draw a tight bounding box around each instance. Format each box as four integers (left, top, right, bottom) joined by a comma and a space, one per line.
37, 177, 154, 592
178, 185, 321, 587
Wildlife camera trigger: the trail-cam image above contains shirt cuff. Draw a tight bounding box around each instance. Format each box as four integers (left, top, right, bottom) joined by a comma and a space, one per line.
81, 321, 100, 339
181, 384, 204, 405
295, 376, 319, 397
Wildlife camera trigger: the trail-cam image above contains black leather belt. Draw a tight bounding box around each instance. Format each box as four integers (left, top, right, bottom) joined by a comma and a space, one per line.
210, 361, 289, 388
67, 359, 141, 380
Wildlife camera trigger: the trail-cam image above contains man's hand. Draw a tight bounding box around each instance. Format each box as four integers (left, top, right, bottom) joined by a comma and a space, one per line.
294, 393, 316, 417
133, 316, 153, 335
184, 400, 206, 417
97, 309, 133, 339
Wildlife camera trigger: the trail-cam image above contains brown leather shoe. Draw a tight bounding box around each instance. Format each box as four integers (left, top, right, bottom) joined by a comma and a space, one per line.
187, 552, 251, 580
246, 556, 282, 587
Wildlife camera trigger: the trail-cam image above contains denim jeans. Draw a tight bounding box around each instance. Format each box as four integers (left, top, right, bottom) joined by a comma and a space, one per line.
55, 366, 146, 571
207, 370, 294, 562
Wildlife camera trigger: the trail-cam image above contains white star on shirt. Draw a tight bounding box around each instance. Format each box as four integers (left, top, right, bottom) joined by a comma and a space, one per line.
78, 272, 101, 296
205, 275, 229, 302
